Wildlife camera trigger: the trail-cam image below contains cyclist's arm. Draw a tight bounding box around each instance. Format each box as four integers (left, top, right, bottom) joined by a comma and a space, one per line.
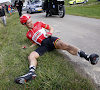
30, 43, 37, 47
40, 21, 54, 36
46, 25, 54, 36
48, 25, 54, 34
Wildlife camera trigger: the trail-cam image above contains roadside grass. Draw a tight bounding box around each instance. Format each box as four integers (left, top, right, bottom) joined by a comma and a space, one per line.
65, 0, 100, 19
0, 12, 96, 89
65, 0, 100, 5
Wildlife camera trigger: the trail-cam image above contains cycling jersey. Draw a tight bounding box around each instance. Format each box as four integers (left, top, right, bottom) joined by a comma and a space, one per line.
26, 21, 49, 45
26, 21, 60, 56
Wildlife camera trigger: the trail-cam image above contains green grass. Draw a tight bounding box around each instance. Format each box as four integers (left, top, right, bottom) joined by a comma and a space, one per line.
0, 12, 96, 89
65, 0, 100, 5
65, 0, 100, 19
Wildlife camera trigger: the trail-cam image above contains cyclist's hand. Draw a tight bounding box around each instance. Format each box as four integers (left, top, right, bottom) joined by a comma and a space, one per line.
46, 32, 52, 36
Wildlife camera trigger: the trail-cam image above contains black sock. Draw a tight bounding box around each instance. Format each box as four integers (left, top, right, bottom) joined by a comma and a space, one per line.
78, 50, 89, 61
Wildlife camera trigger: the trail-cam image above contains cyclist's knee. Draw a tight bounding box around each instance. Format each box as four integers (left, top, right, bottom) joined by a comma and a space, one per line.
28, 51, 39, 60
56, 40, 68, 50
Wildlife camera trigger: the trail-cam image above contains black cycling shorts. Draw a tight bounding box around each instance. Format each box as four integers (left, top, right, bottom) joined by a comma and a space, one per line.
35, 36, 60, 56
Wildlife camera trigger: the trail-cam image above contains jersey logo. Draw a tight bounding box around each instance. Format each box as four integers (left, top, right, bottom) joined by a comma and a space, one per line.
32, 30, 42, 42
28, 32, 31, 37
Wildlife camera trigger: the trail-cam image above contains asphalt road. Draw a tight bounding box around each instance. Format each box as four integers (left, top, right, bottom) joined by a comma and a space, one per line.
23, 11, 100, 89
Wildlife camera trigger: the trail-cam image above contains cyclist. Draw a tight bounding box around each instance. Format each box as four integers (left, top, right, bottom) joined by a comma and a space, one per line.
15, 14, 99, 84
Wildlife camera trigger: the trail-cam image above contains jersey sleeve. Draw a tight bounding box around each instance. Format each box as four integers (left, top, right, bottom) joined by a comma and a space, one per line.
40, 21, 49, 30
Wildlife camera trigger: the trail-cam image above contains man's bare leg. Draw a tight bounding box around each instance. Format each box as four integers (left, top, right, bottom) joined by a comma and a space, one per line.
55, 40, 99, 65
28, 51, 39, 67
55, 40, 79, 55
15, 51, 39, 84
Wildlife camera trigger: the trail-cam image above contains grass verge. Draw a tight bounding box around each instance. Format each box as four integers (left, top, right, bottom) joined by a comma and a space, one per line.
65, 1, 100, 19
0, 13, 96, 90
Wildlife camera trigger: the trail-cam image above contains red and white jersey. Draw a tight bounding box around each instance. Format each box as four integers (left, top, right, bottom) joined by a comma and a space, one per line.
26, 21, 50, 45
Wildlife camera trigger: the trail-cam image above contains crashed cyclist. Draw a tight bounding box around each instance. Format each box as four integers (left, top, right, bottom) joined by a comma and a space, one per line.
15, 14, 99, 84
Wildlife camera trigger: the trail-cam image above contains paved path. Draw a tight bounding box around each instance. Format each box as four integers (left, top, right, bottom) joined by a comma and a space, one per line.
23, 11, 100, 89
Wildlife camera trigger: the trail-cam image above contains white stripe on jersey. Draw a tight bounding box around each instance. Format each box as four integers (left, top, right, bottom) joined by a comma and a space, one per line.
31, 28, 48, 45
